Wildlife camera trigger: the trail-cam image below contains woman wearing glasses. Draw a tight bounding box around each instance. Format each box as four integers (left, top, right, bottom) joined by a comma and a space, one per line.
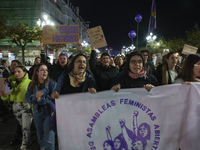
174, 54, 200, 84
52, 53, 96, 97
111, 51, 159, 92
25, 64, 57, 150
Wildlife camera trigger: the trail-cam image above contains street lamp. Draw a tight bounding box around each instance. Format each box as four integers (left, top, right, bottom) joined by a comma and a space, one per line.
129, 44, 136, 51
106, 47, 112, 55
36, 14, 55, 28
146, 32, 157, 43
82, 41, 88, 47
121, 46, 126, 56
124, 44, 136, 55
146, 32, 157, 49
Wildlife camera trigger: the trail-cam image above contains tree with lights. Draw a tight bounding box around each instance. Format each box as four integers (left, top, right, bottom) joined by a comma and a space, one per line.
6, 23, 42, 64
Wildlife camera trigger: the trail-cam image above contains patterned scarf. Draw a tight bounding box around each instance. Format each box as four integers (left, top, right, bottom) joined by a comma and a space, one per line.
69, 71, 86, 87
129, 68, 146, 79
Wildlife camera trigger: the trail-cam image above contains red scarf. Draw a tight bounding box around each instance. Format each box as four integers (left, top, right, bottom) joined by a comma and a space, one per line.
129, 68, 146, 79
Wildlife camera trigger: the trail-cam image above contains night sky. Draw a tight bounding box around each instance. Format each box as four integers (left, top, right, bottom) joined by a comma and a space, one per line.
70, 0, 200, 54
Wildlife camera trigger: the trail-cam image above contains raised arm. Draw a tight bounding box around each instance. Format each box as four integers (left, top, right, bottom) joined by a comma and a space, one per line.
133, 111, 139, 136
89, 47, 96, 74
119, 119, 132, 150
105, 126, 112, 141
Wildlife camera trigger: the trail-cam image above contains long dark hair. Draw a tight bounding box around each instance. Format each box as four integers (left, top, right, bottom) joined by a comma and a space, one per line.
177, 54, 200, 81
29, 63, 49, 93
103, 140, 114, 150
68, 53, 87, 72
57, 54, 68, 70
123, 51, 145, 76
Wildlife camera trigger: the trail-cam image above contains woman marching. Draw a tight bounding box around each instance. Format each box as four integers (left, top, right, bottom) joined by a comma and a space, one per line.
51, 53, 96, 97
0, 65, 32, 150
25, 63, 57, 150
174, 54, 200, 84
111, 51, 159, 92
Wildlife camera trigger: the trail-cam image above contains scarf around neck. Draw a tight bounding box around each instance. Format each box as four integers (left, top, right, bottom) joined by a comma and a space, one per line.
129, 68, 146, 79
69, 70, 86, 87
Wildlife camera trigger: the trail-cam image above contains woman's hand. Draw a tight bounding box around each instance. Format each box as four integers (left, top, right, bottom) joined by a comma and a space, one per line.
36, 91, 43, 101
182, 81, 191, 85
133, 111, 139, 117
111, 83, 121, 92
119, 119, 125, 128
0, 91, 5, 97
0, 69, 4, 73
88, 88, 97, 93
51, 91, 60, 99
194, 78, 200, 82
91, 46, 95, 51
144, 84, 154, 91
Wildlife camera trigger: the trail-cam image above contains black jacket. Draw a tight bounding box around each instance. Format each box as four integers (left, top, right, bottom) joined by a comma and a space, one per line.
116, 73, 159, 89
89, 50, 119, 91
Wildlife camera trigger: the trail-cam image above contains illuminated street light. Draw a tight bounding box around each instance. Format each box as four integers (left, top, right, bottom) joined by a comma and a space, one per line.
37, 14, 55, 28
124, 44, 136, 54
146, 32, 157, 49
46, 20, 50, 25
82, 41, 88, 47
37, 19, 41, 26
43, 15, 48, 20
50, 22, 55, 26
121, 46, 126, 56
146, 32, 157, 43
129, 44, 136, 51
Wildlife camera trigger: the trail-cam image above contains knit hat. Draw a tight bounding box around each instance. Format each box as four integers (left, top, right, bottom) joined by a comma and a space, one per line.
59, 53, 68, 58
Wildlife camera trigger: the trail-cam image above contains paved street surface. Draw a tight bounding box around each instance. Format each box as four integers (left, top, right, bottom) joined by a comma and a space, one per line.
0, 110, 40, 150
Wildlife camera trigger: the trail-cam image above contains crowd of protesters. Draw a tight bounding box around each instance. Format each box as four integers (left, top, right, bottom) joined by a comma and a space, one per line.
0, 42, 200, 150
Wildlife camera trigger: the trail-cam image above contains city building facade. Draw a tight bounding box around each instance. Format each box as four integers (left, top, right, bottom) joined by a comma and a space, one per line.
0, 0, 90, 65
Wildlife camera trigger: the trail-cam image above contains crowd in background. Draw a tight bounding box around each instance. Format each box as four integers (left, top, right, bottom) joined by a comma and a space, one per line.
0, 43, 200, 150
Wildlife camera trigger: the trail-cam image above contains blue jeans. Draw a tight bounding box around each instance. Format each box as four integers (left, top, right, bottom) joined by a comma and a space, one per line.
33, 107, 55, 150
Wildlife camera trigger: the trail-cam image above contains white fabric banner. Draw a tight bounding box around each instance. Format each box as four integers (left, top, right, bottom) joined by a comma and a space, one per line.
56, 83, 200, 150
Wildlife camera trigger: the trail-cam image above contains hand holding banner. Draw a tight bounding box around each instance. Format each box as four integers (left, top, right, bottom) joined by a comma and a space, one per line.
56, 83, 200, 150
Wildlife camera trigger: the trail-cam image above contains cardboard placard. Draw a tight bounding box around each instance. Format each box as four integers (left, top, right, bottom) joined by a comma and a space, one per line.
0, 78, 12, 94
42, 25, 80, 44
0, 78, 5, 92
87, 26, 107, 49
182, 44, 198, 55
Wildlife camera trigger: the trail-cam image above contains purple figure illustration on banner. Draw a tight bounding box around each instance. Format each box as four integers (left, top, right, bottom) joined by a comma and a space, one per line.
103, 111, 151, 150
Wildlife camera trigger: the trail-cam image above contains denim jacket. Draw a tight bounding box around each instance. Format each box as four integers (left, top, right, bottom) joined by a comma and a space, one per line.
25, 80, 57, 113
56, 70, 96, 94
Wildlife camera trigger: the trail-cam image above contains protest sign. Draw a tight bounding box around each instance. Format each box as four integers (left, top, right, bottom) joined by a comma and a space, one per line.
56, 83, 200, 150
42, 25, 79, 44
87, 26, 107, 49
182, 44, 198, 55
0, 78, 5, 92
0, 78, 12, 94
